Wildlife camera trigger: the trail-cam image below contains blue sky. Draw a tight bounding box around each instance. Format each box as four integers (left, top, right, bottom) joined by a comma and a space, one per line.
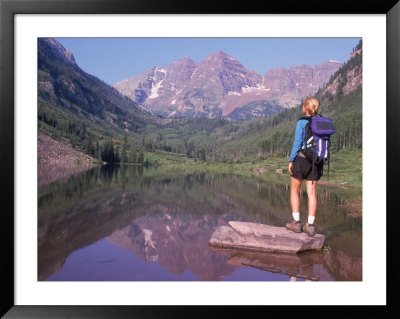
55, 37, 361, 85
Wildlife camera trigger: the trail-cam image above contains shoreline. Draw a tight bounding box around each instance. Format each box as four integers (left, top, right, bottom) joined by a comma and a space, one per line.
37, 131, 362, 216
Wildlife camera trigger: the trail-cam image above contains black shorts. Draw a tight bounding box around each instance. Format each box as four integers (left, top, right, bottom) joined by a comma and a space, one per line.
291, 152, 323, 181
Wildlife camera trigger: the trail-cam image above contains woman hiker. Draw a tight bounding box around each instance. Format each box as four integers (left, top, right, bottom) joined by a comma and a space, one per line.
286, 97, 323, 237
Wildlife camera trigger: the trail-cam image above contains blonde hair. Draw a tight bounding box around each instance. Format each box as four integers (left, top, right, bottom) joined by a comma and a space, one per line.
303, 97, 319, 116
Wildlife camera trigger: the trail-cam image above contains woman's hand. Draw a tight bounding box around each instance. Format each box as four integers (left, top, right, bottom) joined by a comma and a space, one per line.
288, 162, 294, 175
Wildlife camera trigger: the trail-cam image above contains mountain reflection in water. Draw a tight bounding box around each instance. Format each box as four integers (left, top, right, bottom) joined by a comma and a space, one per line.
38, 165, 362, 281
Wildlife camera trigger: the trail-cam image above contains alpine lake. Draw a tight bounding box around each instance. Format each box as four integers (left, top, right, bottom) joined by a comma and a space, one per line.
38, 164, 362, 282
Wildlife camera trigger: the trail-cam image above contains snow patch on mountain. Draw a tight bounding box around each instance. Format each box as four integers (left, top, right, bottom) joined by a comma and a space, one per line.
228, 91, 241, 96
241, 84, 271, 94
190, 69, 197, 79
148, 79, 164, 99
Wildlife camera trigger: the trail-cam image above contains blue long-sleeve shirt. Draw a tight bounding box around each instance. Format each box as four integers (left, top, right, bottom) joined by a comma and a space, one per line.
289, 119, 309, 162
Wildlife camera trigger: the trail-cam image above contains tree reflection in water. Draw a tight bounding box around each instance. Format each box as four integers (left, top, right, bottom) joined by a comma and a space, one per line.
38, 165, 362, 281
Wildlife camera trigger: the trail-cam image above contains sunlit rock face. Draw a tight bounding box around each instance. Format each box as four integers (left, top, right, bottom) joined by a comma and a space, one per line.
209, 221, 325, 254
114, 51, 342, 119
262, 61, 342, 108
322, 49, 362, 97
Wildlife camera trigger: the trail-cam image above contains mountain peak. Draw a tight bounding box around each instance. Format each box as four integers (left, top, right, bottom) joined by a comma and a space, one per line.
214, 50, 229, 56
40, 38, 76, 65
173, 55, 197, 66
204, 50, 237, 62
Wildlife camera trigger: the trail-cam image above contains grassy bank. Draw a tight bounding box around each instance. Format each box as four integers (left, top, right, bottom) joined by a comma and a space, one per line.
142, 147, 362, 187
139, 147, 362, 216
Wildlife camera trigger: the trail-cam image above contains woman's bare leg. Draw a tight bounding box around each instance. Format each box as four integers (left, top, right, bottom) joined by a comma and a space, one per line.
290, 177, 303, 213
305, 180, 317, 217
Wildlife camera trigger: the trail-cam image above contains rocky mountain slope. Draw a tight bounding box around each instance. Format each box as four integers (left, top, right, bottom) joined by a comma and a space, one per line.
114, 50, 342, 120
37, 131, 97, 187
38, 38, 156, 137
321, 47, 362, 98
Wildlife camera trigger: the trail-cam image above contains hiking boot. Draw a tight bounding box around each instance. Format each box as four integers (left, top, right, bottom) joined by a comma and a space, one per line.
285, 219, 303, 233
303, 223, 316, 237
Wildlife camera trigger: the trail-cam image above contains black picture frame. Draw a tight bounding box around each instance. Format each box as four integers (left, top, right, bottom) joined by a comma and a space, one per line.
1, 0, 398, 317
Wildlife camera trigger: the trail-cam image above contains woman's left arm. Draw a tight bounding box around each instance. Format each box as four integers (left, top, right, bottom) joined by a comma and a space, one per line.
288, 120, 305, 162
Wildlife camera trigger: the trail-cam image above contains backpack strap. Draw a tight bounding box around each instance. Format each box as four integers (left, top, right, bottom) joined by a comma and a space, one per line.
298, 115, 313, 121
298, 115, 313, 151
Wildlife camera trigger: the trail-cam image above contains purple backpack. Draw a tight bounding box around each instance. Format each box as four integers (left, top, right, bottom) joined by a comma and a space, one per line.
300, 114, 336, 178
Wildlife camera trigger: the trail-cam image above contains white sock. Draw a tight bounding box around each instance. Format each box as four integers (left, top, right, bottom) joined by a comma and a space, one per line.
292, 212, 300, 222
308, 215, 315, 225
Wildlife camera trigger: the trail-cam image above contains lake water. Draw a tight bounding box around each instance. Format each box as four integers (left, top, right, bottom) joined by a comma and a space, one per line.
38, 164, 362, 281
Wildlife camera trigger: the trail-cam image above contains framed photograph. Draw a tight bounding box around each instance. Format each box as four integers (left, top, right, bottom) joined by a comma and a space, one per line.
1, 0, 398, 317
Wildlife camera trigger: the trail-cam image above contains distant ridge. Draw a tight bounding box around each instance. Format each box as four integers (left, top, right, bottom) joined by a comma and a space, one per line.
114, 50, 342, 120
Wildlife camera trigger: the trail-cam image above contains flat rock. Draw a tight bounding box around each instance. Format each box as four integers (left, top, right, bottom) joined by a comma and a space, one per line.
209, 221, 325, 254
